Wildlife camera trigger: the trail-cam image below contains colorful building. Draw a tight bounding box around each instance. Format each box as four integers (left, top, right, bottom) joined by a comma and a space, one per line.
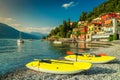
71, 26, 87, 41
78, 26, 87, 41
92, 12, 120, 41
86, 24, 94, 42
71, 12, 120, 42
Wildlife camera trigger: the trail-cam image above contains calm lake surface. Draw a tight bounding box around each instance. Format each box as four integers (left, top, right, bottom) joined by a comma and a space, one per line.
0, 39, 72, 75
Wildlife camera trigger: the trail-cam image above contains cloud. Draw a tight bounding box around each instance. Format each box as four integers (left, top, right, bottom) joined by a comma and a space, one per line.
22, 27, 54, 34
0, 17, 14, 24
12, 23, 21, 27
5, 18, 14, 21
38, 27, 53, 34
10, 23, 22, 29
62, 1, 78, 9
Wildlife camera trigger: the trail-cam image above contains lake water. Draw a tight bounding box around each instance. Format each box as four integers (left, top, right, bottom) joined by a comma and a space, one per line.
0, 39, 71, 75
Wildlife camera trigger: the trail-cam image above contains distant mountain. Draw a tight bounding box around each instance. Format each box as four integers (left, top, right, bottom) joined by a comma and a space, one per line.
0, 23, 39, 39
30, 32, 47, 38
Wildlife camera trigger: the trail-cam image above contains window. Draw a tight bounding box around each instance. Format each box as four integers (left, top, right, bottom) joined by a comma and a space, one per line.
98, 27, 101, 30
88, 35, 89, 39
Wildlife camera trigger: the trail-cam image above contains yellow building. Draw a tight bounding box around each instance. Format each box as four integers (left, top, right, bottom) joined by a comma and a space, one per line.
87, 24, 94, 34
86, 24, 94, 42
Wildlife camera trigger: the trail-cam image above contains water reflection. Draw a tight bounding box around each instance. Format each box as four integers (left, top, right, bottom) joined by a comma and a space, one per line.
17, 43, 24, 52
70, 42, 91, 53
68, 41, 113, 53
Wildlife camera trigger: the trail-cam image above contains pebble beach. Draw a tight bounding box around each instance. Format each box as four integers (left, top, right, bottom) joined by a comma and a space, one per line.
1, 40, 120, 80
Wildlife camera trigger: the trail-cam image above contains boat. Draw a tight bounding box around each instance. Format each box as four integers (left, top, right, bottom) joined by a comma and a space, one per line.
26, 59, 92, 74
64, 53, 116, 63
53, 40, 62, 44
17, 39, 24, 43
17, 31, 24, 44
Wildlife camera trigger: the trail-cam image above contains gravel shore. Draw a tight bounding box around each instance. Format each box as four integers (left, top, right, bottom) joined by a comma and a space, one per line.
1, 41, 120, 80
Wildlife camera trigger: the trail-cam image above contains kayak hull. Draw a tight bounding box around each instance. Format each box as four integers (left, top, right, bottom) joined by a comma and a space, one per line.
26, 66, 84, 74
26, 59, 92, 74
64, 55, 116, 63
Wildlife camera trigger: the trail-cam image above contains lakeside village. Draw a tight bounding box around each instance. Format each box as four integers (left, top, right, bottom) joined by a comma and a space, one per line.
47, 12, 120, 43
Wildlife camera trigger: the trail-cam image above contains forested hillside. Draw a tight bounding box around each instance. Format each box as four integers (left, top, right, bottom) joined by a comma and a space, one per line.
48, 19, 77, 38
79, 0, 120, 21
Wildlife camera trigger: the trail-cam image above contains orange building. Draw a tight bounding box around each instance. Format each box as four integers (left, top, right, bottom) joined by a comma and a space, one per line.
101, 12, 119, 21
71, 26, 87, 41
78, 26, 87, 40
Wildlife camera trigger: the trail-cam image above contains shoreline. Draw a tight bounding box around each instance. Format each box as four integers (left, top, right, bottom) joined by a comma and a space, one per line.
1, 40, 120, 80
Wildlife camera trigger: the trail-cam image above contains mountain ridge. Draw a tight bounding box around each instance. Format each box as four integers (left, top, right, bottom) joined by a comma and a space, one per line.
0, 23, 41, 39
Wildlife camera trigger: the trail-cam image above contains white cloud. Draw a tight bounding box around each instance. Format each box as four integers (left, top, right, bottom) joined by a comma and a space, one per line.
5, 18, 13, 21
62, 1, 78, 9
38, 27, 53, 34
21, 27, 53, 34
0, 17, 14, 24
10, 23, 23, 30
11, 23, 21, 27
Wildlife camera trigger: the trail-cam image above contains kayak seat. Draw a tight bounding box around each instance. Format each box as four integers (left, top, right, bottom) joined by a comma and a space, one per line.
41, 60, 51, 63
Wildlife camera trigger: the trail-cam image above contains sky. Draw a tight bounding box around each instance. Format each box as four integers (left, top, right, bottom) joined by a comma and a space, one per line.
0, 0, 106, 34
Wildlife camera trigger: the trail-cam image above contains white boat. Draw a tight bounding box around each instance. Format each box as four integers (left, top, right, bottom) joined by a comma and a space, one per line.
17, 39, 24, 43
53, 41, 62, 44
17, 31, 24, 44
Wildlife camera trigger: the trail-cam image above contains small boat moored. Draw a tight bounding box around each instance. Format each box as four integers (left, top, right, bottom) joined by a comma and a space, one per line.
53, 40, 62, 44
17, 39, 24, 44
26, 59, 92, 74
17, 31, 24, 44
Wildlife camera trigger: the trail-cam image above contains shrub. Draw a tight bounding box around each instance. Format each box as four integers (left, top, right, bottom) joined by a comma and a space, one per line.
113, 34, 117, 40
108, 35, 113, 41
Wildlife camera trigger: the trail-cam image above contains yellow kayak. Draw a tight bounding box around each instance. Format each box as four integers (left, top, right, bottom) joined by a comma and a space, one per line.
64, 53, 116, 63
26, 59, 92, 74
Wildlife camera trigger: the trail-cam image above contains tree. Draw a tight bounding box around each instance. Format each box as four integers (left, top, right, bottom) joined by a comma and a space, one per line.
76, 30, 81, 38
66, 31, 72, 38
79, 12, 87, 21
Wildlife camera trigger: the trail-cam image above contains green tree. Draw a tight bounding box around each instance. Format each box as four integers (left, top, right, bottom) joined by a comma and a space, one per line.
76, 31, 81, 38
79, 12, 87, 21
